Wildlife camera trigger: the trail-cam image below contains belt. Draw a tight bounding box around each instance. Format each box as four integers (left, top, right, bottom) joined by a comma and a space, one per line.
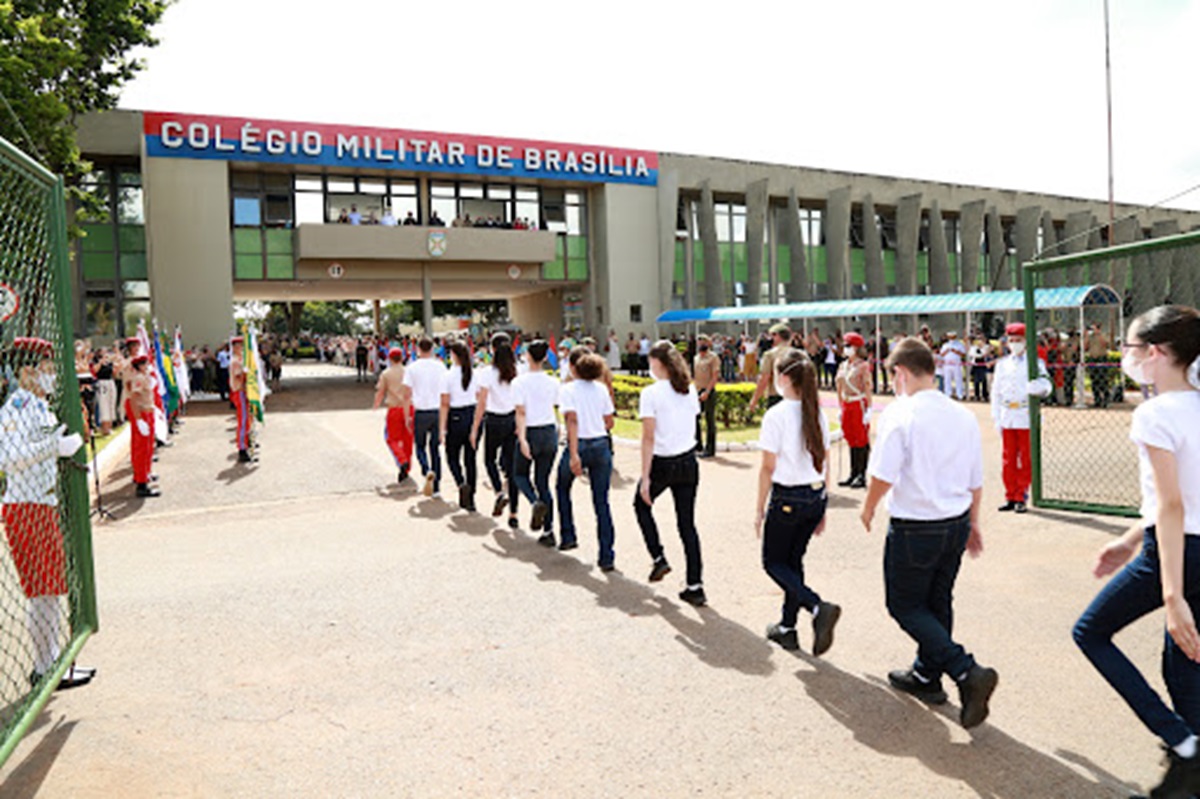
1005, 401, 1025, 409
772, 482, 826, 492
485, 411, 515, 418
654, 450, 696, 462
891, 510, 971, 526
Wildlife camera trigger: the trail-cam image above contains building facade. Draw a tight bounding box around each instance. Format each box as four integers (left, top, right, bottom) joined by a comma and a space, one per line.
74, 109, 1200, 348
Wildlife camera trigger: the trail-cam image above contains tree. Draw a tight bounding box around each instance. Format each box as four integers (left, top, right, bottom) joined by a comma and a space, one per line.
0, 0, 170, 212
299, 301, 362, 336
379, 301, 414, 336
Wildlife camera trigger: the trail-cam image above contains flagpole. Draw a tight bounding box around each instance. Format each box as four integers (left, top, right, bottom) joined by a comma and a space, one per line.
1104, 0, 1115, 241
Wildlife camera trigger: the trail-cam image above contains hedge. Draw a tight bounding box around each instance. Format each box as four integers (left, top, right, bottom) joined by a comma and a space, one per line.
613, 380, 764, 428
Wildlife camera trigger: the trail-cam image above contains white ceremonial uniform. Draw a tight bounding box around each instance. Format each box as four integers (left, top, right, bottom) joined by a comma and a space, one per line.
990, 353, 1052, 431
939, 340, 967, 399
0, 388, 61, 506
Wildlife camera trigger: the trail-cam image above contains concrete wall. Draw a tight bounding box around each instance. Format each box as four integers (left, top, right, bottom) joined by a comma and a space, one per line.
509, 288, 565, 337
592, 183, 660, 339
143, 156, 234, 348
298, 225, 556, 263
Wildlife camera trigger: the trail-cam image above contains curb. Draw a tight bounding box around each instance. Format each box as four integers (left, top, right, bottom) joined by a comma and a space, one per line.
87, 425, 131, 497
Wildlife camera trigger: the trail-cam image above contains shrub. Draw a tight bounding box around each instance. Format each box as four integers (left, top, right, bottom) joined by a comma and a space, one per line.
612, 379, 763, 428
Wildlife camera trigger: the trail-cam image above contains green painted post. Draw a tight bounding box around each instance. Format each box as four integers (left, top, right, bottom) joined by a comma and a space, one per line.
1023, 262, 1042, 507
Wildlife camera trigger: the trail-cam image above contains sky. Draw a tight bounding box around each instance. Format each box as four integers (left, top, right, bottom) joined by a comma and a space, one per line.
119, 0, 1200, 211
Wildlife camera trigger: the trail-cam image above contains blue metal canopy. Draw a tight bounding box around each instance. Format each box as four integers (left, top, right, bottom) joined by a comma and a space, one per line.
656, 285, 1121, 324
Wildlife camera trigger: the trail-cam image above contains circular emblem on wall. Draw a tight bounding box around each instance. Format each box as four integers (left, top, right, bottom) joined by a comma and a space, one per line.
0, 283, 19, 322
328, 263, 345, 279
428, 231, 447, 258
507, 265, 522, 280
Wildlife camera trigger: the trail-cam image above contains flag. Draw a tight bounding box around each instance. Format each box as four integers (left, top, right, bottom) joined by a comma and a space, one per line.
173, 327, 191, 402
156, 330, 180, 417
242, 322, 267, 423
547, 333, 558, 370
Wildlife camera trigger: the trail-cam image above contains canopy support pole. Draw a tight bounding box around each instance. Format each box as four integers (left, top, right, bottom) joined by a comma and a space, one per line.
1074, 303, 1087, 409
875, 313, 882, 381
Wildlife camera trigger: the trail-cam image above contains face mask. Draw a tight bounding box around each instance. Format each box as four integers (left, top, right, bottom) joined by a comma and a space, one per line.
37, 372, 56, 395
699, 345, 709, 352
1009, 341, 1026, 357
774, 376, 789, 397
1121, 349, 1149, 386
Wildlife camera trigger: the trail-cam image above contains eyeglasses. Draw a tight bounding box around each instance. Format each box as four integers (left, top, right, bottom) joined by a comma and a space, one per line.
1120, 342, 1149, 352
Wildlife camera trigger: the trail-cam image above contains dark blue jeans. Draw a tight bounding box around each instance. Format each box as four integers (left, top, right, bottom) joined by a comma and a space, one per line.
445, 405, 477, 489
634, 451, 702, 586
884, 512, 975, 681
1073, 527, 1200, 747
556, 437, 614, 566
762, 483, 827, 627
514, 424, 557, 531
413, 409, 441, 491
483, 411, 517, 513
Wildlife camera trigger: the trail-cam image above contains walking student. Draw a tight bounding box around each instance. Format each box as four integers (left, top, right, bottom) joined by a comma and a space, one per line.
405, 337, 446, 497
373, 347, 413, 484
556, 348, 616, 568
756, 347, 841, 654
860, 337, 997, 730
693, 334, 720, 458
1072, 305, 1200, 798
440, 341, 480, 512
513, 340, 559, 546
473, 333, 519, 528
635, 341, 706, 606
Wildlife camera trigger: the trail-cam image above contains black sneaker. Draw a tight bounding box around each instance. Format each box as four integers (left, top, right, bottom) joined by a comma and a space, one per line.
887, 669, 948, 705
492, 493, 507, 517
557, 539, 578, 552
458, 484, 469, 509
957, 664, 999, 729
530, 501, 549, 531
537, 532, 556, 548
812, 601, 842, 657
1150, 746, 1200, 799
135, 483, 161, 498
648, 558, 671, 583
766, 622, 799, 651
599, 562, 615, 573
238, 449, 254, 463
997, 501, 1016, 512
1014, 501, 1027, 514
679, 587, 707, 607
507, 516, 519, 530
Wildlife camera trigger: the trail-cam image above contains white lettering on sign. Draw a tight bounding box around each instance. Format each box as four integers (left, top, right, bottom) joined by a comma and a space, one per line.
580, 152, 596, 174
187, 122, 209, 149
524, 148, 540, 171
496, 145, 513, 169
477, 144, 494, 168
302, 131, 322, 156
427, 140, 444, 165
337, 134, 359, 159
161, 121, 184, 148
213, 124, 235, 152
410, 139, 426, 163
241, 123, 262, 153
266, 128, 286, 155
447, 142, 465, 165
563, 151, 578, 173
545, 149, 560, 171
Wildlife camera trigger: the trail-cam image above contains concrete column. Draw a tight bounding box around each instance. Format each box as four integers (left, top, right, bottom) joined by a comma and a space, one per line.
1014, 206, 1041, 291
862, 193, 885, 298
1180, 227, 1200, 309
767, 206, 779, 304
1165, 222, 1194, 307
783, 189, 809, 302
421, 265, 434, 334
656, 170, 680, 314
1110, 215, 1141, 295
698, 181, 722, 308
824, 186, 851, 299
985, 207, 1007, 290
958, 200, 985, 293
1039, 211, 1060, 287
683, 199, 695, 308
927, 200, 951, 295
744, 178, 769, 306
895, 193, 923, 296
372, 300, 382, 337
1149, 220, 1180, 309
1063, 211, 1092, 287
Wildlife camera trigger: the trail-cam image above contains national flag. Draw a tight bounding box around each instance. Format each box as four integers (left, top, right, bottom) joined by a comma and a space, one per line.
156, 330, 180, 416
242, 322, 267, 423
173, 327, 191, 402
547, 333, 559, 370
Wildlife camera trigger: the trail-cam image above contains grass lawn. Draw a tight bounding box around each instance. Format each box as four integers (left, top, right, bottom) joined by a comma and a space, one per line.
88, 423, 127, 457
611, 415, 762, 444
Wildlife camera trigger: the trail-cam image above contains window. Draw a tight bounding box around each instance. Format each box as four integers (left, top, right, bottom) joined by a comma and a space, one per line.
295, 175, 323, 192
73, 164, 148, 337
630, 304, 642, 323
487, 185, 512, 200
117, 186, 144, 223
431, 182, 456, 198
360, 179, 386, 195
296, 192, 325, 224
327, 177, 355, 192
233, 197, 261, 226
459, 183, 484, 198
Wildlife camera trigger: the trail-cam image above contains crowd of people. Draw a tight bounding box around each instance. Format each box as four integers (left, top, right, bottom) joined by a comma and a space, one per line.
330, 203, 544, 232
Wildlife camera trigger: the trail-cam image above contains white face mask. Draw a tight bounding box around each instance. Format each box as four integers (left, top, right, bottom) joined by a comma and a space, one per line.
36, 371, 56, 395
1121, 348, 1149, 386
1009, 341, 1026, 357
774, 376, 788, 397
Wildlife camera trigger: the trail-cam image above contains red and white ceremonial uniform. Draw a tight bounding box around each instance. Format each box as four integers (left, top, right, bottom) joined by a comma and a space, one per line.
990, 323, 1051, 504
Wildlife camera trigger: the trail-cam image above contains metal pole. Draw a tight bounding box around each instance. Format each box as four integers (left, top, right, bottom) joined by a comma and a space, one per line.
1104, 0, 1116, 242
1074, 303, 1087, 408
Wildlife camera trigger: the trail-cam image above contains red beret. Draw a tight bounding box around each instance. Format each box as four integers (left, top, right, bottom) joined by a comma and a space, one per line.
125, 337, 141, 345
131, 354, 150, 366
388, 347, 404, 361
1005, 322, 1026, 337
844, 332, 865, 348
11, 337, 53, 358
230, 336, 244, 344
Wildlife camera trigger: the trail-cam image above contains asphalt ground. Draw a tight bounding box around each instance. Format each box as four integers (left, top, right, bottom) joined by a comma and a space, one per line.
0, 363, 1169, 797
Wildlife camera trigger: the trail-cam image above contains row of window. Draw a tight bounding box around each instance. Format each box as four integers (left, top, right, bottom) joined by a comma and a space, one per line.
76, 166, 150, 337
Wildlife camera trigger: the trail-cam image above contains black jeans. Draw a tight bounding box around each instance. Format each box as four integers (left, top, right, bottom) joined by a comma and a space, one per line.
694, 389, 717, 456
971, 366, 989, 401
514, 424, 557, 530
884, 511, 975, 681
634, 450, 702, 586
414, 409, 441, 491
445, 405, 477, 489
217, 366, 229, 400
483, 411, 517, 513
762, 483, 827, 627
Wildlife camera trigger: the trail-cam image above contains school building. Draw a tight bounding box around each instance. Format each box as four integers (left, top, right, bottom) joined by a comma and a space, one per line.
73, 109, 1200, 348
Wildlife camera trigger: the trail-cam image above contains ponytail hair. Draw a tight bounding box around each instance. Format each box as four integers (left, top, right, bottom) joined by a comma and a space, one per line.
491, 332, 516, 383
1131, 305, 1200, 371
649, 340, 690, 394
775, 347, 825, 473
450, 341, 473, 391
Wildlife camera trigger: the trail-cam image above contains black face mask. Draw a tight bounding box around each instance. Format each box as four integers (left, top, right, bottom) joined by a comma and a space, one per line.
699, 345, 709, 352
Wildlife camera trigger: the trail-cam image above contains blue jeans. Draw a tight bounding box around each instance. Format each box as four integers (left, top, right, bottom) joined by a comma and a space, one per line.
514, 425, 557, 531
762, 483, 827, 627
884, 512, 975, 681
413, 410, 441, 491
1073, 527, 1200, 747
556, 437, 614, 566
634, 451, 702, 586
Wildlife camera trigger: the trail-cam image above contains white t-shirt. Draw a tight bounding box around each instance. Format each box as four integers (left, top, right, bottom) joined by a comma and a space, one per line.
940, 340, 966, 364
639, 379, 700, 457
404, 356, 447, 411
559, 380, 613, 440
513, 371, 559, 427
441, 365, 480, 408
758, 399, 831, 486
868, 389, 983, 520
1130, 390, 1200, 533
477, 365, 517, 414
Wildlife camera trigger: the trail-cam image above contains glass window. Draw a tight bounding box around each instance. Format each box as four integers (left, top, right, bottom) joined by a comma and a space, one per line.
120, 252, 148, 280
487, 185, 512, 200
118, 170, 141, 187
234, 228, 263, 254
431, 182, 456, 198
263, 173, 290, 192
266, 255, 294, 280
296, 192, 325, 224
431, 198, 456, 225
295, 175, 323, 192
117, 186, 144, 223
391, 196, 418, 221
118, 225, 146, 253
81, 224, 114, 252
123, 300, 151, 333
516, 187, 538, 202
566, 205, 582, 235
515, 201, 539, 228
390, 179, 417, 196
264, 195, 291, 225
81, 251, 115, 280
265, 229, 293, 255
360, 179, 386, 195
458, 183, 484, 199
732, 213, 746, 243
566, 191, 584, 205
233, 197, 261, 227
231, 171, 260, 190
84, 296, 117, 337
235, 253, 262, 279
122, 280, 150, 299
327, 177, 355, 192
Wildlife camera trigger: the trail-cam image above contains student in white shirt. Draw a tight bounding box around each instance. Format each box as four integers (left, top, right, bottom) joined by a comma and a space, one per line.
755, 347, 840, 655
472, 333, 520, 527
635, 341, 706, 606
439, 340, 480, 512
404, 337, 446, 497
860, 337, 995, 730
1073, 305, 1200, 797
555, 348, 616, 568
513, 340, 560, 546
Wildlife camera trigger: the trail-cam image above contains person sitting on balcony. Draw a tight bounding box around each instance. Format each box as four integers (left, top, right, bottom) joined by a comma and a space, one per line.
429, 211, 446, 227
336, 208, 349, 224
380, 207, 397, 226
403, 211, 418, 226
348, 205, 362, 225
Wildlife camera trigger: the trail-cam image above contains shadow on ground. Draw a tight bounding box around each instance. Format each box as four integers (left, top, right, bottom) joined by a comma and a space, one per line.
0, 716, 76, 799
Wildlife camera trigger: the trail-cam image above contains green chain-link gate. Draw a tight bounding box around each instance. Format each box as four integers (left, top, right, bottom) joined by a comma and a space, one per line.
0, 134, 98, 768
1024, 228, 1200, 517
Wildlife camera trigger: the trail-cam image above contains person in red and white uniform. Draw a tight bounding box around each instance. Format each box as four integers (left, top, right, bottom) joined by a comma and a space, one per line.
836, 331, 872, 489
990, 322, 1051, 513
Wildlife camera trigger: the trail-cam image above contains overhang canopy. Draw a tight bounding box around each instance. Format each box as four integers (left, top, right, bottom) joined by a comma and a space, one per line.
656, 285, 1121, 323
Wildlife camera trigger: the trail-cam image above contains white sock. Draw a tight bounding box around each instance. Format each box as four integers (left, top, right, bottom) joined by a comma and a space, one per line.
687, 584, 703, 591
811, 605, 820, 618
778, 625, 794, 634
1175, 735, 1198, 759
28, 596, 62, 675
913, 671, 933, 685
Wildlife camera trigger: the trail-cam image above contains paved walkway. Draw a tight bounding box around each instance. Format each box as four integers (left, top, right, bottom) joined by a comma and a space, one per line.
0, 364, 1166, 797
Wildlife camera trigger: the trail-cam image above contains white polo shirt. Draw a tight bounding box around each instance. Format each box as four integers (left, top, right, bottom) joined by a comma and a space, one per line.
1131, 389, 1200, 534
441, 366, 480, 409
759, 399, 830, 486
404, 356, 447, 411
513, 371, 559, 427
476, 365, 517, 414
639, 379, 700, 457
559, 380, 613, 440
868, 388, 983, 520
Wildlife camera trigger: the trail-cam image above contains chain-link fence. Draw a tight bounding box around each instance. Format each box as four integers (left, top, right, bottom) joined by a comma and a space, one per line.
1024, 229, 1200, 516
0, 135, 97, 768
